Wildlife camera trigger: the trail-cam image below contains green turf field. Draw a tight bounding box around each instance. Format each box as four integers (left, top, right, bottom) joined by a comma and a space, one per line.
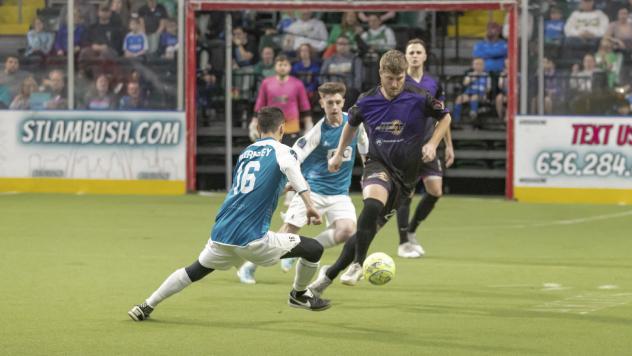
1, 193, 631, 355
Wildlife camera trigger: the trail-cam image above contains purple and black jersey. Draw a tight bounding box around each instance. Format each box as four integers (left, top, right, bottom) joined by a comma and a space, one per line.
405, 73, 445, 102
348, 83, 449, 187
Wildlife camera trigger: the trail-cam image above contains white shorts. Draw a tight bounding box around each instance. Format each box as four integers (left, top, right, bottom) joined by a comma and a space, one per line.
197, 231, 301, 270
284, 192, 356, 228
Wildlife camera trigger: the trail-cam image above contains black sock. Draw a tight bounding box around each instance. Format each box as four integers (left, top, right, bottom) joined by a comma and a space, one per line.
326, 234, 357, 280
354, 198, 384, 264
408, 194, 439, 233
184, 260, 214, 282
397, 197, 412, 245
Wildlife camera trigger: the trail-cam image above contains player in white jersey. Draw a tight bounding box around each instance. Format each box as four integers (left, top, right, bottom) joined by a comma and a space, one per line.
128, 107, 331, 321
237, 82, 368, 284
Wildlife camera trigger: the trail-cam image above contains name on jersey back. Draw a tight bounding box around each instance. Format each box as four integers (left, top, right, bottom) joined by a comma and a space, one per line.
240, 147, 273, 161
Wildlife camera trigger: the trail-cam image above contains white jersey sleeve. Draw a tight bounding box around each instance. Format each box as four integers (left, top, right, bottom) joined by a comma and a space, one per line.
275, 144, 309, 194
356, 123, 369, 155
292, 119, 323, 163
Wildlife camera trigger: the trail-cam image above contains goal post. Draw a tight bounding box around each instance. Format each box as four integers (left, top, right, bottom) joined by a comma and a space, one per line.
185, 0, 519, 198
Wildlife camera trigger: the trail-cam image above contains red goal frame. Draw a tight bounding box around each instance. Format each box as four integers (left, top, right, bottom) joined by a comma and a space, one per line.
185, 0, 519, 199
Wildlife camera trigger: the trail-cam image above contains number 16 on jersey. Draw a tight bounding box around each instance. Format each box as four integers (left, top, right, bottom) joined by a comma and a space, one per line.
233, 161, 260, 194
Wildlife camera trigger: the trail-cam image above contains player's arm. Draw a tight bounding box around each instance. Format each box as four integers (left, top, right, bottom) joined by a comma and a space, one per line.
356, 123, 369, 165
422, 97, 452, 162
443, 126, 455, 167
277, 147, 322, 225
329, 105, 361, 172
434, 83, 454, 167
292, 120, 323, 163
328, 122, 357, 172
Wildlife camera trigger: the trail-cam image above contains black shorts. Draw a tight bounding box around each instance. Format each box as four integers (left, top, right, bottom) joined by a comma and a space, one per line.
282, 133, 300, 147
361, 159, 417, 226
418, 157, 443, 179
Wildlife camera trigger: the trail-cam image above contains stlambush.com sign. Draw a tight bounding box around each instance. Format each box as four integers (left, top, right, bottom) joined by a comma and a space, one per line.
0, 111, 186, 195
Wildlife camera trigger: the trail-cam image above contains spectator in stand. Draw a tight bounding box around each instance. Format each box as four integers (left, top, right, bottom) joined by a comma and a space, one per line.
124, 18, 149, 59
9, 76, 38, 110
40, 69, 68, 110
594, 38, 623, 87
605, 0, 632, 22
249, 54, 312, 146
254, 46, 276, 80
232, 26, 257, 68
542, 57, 562, 114
157, 18, 178, 59
283, 11, 328, 53
84, 74, 116, 110
0, 56, 26, 108
570, 53, 603, 93
25, 17, 54, 57
80, 4, 124, 60
58, 0, 96, 28
564, 0, 609, 52
453, 57, 492, 124
472, 22, 507, 73
54, 9, 87, 56
605, 8, 632, 51
360, 13, 396, 54
319, 35, 363, 110
119, 81, 147, 109
231, 26, 257, 98
276, 11, 295, 34
110, 0, 131, 28
545, 6, 565, 45
292, 43, 321, 99
138, 0, 168, 54
326, 11, 364, 55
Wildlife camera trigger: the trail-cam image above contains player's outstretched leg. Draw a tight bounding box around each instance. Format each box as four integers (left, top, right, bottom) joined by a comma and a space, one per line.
308, 234, 357, 297
340, 198, 384, 285
396, 197, 422, 259
281, 236, 331, 311
128, 260, 214, 321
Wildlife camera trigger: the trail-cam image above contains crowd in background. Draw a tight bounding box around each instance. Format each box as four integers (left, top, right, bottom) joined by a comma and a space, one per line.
0, 0, 179, 111
2, 0, 632, 120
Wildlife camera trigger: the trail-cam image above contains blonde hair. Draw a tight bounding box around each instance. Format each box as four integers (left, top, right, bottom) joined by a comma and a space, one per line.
379, 50, 408, 74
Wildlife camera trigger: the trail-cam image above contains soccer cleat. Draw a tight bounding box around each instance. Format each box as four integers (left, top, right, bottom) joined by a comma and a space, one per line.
308, 265, 332, 298
407, 233, 426, 256
398, 242, 422, 259
340, 262, 364, 286
288, 289, 331, 311
237, 262, 256, 284
280, 257, 296, 273
128, 302, 154, 321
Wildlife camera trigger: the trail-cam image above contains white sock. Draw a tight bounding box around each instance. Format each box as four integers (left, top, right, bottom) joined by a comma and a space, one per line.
146, 268, 192, 308
315, 229, 336, 249
293, 258, 319, 291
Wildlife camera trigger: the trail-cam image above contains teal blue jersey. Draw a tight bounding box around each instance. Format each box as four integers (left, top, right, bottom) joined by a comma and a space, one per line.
293, 113, 368, 196
211, 138, 308, 246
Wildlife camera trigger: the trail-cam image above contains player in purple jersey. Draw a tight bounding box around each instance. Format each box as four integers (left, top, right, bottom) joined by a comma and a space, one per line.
308, 50, 452, 294
396, 38, 455, 259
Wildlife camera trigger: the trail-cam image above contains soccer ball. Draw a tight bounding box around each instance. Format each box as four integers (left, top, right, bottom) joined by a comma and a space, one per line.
362, 252, 396, 286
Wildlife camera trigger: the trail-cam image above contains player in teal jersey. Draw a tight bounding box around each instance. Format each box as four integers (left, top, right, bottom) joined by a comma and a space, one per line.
128, 107, 331, 321
237, 82, 368, 284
